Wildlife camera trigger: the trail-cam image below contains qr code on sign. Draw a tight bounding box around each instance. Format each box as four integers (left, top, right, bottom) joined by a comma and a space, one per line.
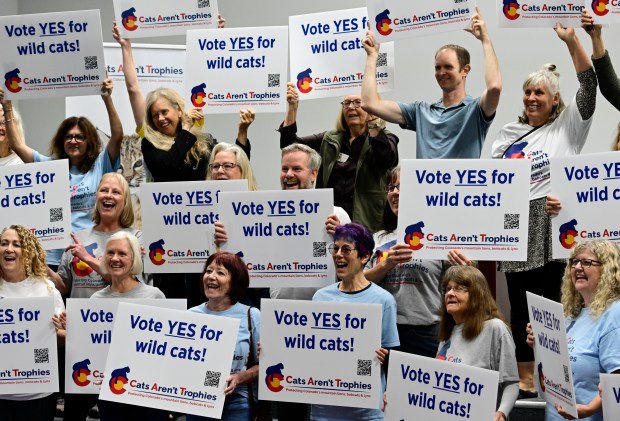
376, 53, 388, 67
563, 365, 570, 382
357, 359, 372, 376
50, 207, 63, 223
268, 74, 280, 88
34, 348, 49, 364
84, 56, 98, 70
313, 242, 326, 257
504, 214, 519, 229
197, 0, 210, 8
204, 370, 221, 387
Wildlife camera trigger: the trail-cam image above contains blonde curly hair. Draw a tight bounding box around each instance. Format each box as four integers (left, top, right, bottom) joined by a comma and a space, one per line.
561, 239, 620, 319
0, 225, 48, 281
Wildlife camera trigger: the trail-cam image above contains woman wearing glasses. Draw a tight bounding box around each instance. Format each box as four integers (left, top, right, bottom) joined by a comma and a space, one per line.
312, 223, 399, 420
437, 266, 518, 421
527, 240, 620, 421
206, 143, 258, 191
279, 85, 398, 231
0, 80, 122, 270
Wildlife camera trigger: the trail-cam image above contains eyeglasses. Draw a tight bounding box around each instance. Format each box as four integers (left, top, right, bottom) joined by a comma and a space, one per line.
569, 258, 602, 268
386, 184, 400, 193
443, 285, 469, 295
340, 99, 362, 109
208, 162, 238, 172
328, 244, 357, 256
64, 133, 86, 143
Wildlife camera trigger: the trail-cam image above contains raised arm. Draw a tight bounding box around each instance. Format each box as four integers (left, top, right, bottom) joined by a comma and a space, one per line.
465, 6, 502, 119
361, 31, 405, 125
0, 87, 34, 162
555, 23, 592, 75
101, 78, 123, 163
283, 82, 298, 127
112, 22, 145, 129
237, 108, 255, 147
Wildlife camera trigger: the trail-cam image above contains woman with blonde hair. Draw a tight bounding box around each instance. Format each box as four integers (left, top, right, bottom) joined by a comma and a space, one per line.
207, 143, 258, 191
0, 105, 23, 166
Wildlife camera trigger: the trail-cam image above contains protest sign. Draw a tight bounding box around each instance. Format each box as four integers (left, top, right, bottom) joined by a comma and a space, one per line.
259, 299, 382, 408
185, 26, 288, 113
64, 298, 186, 394
601, 373, 620, 419
0, 10, 105, 99
218, 189, 335, 287
0, 160, 71, 250
289, 8, 394, 100
367, 0, 474, 41
497, 0, 584, 28
396, 159, 530, 260
527, 292, 577, 418
384, 351, 499, 421
584, 0, 620, 24
113, 0, 219, 38
0, 297, 59, 394
140, 180, 247, 273
551, 152, 620, 258
99, 302, 239, 417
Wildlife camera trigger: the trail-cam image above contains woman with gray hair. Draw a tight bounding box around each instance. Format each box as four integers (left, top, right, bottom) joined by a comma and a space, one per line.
491, 23, 597, 398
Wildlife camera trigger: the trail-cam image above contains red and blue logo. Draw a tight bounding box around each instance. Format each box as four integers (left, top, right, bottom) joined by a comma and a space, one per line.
502, 0, 521, 20
71, 242, 97, 277
71, 358, 92, 387
375, 9, 393, 36
592, 0, 610, 16
559, 219, 578, 249
504, 141, 527, 159
121, 7, 139, 31
149, 239, 166, 266
296, 68, 313, 94
4, 68, 22, 93
191, 83, 207, 107
404, 221, 425, 251
265, 363, 284, 392
109, 366, 130, 395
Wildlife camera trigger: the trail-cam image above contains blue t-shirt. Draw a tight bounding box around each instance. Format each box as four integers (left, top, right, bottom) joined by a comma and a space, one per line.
188, 302, 260, 400
546, 301, 620, 421
398, 95, 492, 159
311, 282, 399, 421
34, 148, 119, 265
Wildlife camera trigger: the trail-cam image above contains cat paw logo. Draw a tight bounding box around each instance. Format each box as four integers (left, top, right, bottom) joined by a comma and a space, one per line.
559, 219, 578, 249
191, 83, 207, 107
404, 221, 425, 251
4, 68, 22, 93
121, 7, 139, 31
296, 68, 313, 94
504, 141, 527, 159
265, 363, 285, 392
375, 9, 393, 36
109, 366, 131, 395
592, 0, 610, 16
537, 362, 546, 393
149, 239, 166, 265
502, 0, 521, 20
72, 359, 92, 387
71, 242, 98, 277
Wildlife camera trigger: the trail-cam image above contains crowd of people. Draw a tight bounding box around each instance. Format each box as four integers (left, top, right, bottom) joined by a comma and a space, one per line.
1, 6, 620, 421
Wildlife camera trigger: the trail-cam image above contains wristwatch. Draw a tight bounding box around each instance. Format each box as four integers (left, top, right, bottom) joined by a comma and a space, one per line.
367, 119, 385, 129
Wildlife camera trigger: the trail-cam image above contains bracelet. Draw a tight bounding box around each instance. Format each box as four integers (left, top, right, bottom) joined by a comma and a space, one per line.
368, 120, 385, 129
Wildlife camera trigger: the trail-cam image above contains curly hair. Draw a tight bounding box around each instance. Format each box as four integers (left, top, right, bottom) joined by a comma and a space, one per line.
518, 64, 566, 125
206, 143, 258, 191
561, 240, 620, 319
92, 173, 134, 228
0, 225, 48, 281
49, 116, 101, 173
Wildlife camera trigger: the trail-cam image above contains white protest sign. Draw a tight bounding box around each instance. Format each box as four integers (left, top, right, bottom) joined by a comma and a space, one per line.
497, 0, 584, 27
113, 0, 219, 38
0, 297, 59, 394
259, 299, 382, 408
584, 1, 620, 24
384, 351, 499, 421
0, 10, 105, 99
601, 373, 620, 419
100, 302, 239, 417
396, 159, 530, 260
367, 0, 474, 41
185, 27, 288, 114
289, 8, 394, 101
550, 152, 620, 258
527, 292, 577, 418
140, 180, 247, 273
64, 298, 186, 394
218, 189, 335, 288
0, 160, 71, 250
